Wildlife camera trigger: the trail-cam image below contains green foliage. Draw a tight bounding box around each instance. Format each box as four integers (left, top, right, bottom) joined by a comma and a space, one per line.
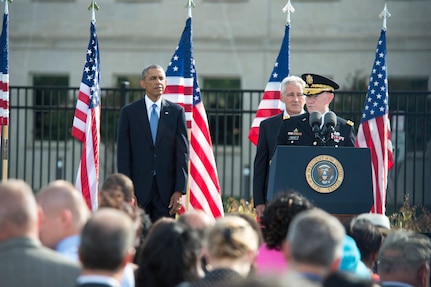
224, 195, 431, 233
223, 196, 256, 218
389, 195, 431, 232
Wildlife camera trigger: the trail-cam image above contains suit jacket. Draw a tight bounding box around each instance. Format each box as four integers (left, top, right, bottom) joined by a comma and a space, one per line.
117, 97, 189, 208
0, 236, 80, 287
277, 112, 356, 147
253, 113, 284, 206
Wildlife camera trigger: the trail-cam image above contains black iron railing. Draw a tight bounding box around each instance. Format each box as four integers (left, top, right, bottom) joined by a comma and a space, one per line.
4, 85, 431, 213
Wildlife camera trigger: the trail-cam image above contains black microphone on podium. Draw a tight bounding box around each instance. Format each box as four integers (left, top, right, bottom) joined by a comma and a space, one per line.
323, 111, 337, 145
323, 111, 337, 133
309, 111, 323, 145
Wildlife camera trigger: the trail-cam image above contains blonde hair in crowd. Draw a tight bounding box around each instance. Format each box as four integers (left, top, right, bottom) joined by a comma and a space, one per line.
206, 215, 259, 260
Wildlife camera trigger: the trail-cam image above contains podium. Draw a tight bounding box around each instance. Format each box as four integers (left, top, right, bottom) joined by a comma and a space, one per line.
267, 146, 373, 215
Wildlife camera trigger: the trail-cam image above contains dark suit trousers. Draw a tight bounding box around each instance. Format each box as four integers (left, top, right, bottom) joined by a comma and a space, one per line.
145, 178, 175, 223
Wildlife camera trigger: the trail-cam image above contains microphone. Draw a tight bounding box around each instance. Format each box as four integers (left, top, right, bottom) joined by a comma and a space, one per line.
309, 111, 322, 143
323, 111, 337, 132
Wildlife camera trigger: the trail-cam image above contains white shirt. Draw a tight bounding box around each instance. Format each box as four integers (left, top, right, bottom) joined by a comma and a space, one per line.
145, 95, 161, 121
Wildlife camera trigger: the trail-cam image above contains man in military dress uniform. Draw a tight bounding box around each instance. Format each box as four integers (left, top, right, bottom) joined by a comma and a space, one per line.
277, 73, 356, 147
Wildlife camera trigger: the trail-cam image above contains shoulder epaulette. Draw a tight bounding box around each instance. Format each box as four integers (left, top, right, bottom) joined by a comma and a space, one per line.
346, 120, 354, 127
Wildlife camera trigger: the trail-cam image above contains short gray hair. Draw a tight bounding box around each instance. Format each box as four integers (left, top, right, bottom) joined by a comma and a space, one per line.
378, 230, 431, 273
280, 75, 306, 96
286, 208, 345, 268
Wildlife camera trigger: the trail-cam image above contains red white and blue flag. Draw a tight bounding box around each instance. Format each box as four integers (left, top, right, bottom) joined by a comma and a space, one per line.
355, 29, 394, 214
72, 20, 101, 211
0, 6, 9, 126
248, 24, 290, 146
165, 17, 224, 220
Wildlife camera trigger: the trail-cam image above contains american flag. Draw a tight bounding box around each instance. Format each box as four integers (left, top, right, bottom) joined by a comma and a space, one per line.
248, 24, 290, 145
355, 29, 394, 214
166, 17, 224, 220
0, 7, 9, 126
71, 20, 100, 211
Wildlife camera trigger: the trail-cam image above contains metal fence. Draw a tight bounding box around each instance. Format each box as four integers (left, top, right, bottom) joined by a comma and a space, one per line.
4, 85, 431, 213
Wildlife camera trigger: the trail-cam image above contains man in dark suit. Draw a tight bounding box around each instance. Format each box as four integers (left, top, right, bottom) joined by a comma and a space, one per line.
277, 73, 356, 147
77, 208, 136, 287
0, 179, 80, 287
377, 230, 431, 287
253, 75, 306, 218
117, 64, 189, 223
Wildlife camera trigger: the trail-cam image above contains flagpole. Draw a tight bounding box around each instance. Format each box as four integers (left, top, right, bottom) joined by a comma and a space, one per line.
183, 0, 195, 213
1, 0, 9, 181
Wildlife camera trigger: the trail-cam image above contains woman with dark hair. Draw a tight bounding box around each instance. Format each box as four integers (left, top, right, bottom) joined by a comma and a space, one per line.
255, 190, 314, 275
135, 221, 202, 287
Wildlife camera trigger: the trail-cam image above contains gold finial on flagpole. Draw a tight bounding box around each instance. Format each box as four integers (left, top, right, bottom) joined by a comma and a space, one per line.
185, 0, 195, 18
88, 0, 99, 11
185, 0, 196, 8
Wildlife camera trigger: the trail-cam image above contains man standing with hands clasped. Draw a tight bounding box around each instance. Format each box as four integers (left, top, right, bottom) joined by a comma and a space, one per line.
253, 75, 307, 218
117, 64, 189, 223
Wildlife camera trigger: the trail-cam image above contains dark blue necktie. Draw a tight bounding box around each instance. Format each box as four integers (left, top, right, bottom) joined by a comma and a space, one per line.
150, 103, 158, 144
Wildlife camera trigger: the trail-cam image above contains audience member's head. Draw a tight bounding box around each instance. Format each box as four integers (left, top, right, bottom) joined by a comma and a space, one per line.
135, 221, 202, 287
0, 179, 40, 242
36, 180, 90, 250
79, 208, 136, 280
178, 209, 214, 236
378, 230, 431, 287
205, 215, 260, 277
231, 212, 264, 247
323, 271, 377, 287
348, 218, 384, 270
0, 179, 81, 287
99, 173, 136, 208
284, 208, 345, 279
261, 190, 314, 250
339, 235, 372, 279
356, 213, 391, 236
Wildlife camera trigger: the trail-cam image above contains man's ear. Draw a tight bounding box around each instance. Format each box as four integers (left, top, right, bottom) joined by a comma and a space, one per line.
417, 261, 430, 287
327, 92, 335, 103
330, 257, 341, 272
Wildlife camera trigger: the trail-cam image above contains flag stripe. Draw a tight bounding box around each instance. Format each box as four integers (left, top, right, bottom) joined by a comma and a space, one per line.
248, 24, 290, 145
166, 17, 223, 220
72, 20, 101, 211
355, 29, 393, 214
0, 11, 9, 126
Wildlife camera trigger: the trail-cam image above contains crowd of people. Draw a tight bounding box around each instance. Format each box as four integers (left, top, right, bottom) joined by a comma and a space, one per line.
1, 66, 430, 287
1, 176, 431, 287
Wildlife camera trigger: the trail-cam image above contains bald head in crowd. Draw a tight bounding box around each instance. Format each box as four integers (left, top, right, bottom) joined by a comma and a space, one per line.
0, 179, 40, 242
178, 209, 214, 231
0, 179, 81, 287
36, 180, 90, 252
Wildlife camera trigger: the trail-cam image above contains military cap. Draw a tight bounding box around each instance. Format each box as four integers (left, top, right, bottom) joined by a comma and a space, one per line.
301, 73, 340, 96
